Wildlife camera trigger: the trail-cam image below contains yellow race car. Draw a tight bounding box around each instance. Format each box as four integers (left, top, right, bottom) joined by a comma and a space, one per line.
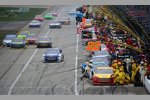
92, 67, 114, 85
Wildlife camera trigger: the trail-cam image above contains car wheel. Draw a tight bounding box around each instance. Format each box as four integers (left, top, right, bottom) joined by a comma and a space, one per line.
61, 55, 64, 62
50, 45, 52, 48
37, 45, 39, 48
48, 44, 52, 48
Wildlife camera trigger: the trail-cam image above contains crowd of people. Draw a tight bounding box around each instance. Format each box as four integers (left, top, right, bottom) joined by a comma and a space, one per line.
78, 5, 150, 86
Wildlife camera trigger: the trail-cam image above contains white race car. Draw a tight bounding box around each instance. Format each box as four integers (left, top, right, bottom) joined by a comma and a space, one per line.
49, 21, 62, 29
29, 20, 41, 28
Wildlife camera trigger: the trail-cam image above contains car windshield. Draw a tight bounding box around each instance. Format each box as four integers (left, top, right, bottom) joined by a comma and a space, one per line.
26, 35, 37, 38
12, 38, 23, 42
19, 31, 30, 35
46, 13, 52, 16
95, 69, 113, 74
92, 58, 108, 62
93, 63, 109, 68
51, 21, 59, 23
31, 20, 39, 23
86, 19, 92, 23
94, 51, 110, 56
38, 38, 50, 41
46, 49, 60, 54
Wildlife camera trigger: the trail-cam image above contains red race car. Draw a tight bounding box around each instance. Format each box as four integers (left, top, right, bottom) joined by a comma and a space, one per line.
33, 15, 44, 22
25, 34, 38, 45
92, 67, 114, 85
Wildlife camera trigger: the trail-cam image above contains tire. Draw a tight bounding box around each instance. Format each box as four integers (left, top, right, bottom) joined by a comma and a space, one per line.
61, 55, 64, 62
37, 45, 39, 48
48, 44, 52, 48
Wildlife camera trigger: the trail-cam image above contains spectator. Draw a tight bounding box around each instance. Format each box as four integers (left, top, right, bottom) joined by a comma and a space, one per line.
122, 60, 128, 74
131, 60, 137, 82
80, 61, 93, 80
139, 61, 146, 85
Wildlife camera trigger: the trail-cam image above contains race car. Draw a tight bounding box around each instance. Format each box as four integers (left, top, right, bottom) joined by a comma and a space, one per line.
29, 20, 41, 28
36, 37, 52, 48
145, 75, 150, 93
25, 34, 38, 44
91, 67, 114, 85
48, 12, 57, 17
92, 55, 111, 67
10, 38, 25, 48
101, 44, 108, 51
58, 18, 71, 25
43, 48, 64, 62
2, 34, 17, 47
17, 31, 31, 39
91, 50, 111, 58
33, 15, 44, 22
44, 13, 54, 20
49, 21, 62, 29
80, 19, 93, 29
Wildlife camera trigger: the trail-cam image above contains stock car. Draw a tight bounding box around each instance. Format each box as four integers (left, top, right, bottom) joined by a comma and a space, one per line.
17, 31, 31, 39
43, 48, 64, 62
145, 75, 150, 93
91, 55, 111, 66
10, 38, 25, 48
91, 67, 114, 85
49, 21, 62, 29
90, 50, 111, 58
44, 13, 54, 20
25, 34, 38, 44
100, 44, 108, 51
80, 19, 93, 29
29, 20, 41, 28
81, 58, 110, 74
48, 12, 57, 17
58, 18, 71, 25
33, 15, 44, 22
36, 37, 52, 48
2, 34, 17, 47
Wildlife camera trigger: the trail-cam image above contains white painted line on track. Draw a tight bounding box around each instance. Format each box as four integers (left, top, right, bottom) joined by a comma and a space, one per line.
8, 49, 38, 95
8, 6, 65, 95
75, 33, 79, 95
45, 28, 52, 37
45, 7, 64, 37
8, 27, 52, 95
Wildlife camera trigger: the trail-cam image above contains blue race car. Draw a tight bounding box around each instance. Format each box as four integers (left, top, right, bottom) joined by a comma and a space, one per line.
2, 34, 17, 47
43, 48, 64, 62
10, 38, 25, 48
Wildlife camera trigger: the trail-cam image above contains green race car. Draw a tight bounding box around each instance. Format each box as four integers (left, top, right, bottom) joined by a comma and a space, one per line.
17, 31, 31, 39
44, 13, 54, 20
